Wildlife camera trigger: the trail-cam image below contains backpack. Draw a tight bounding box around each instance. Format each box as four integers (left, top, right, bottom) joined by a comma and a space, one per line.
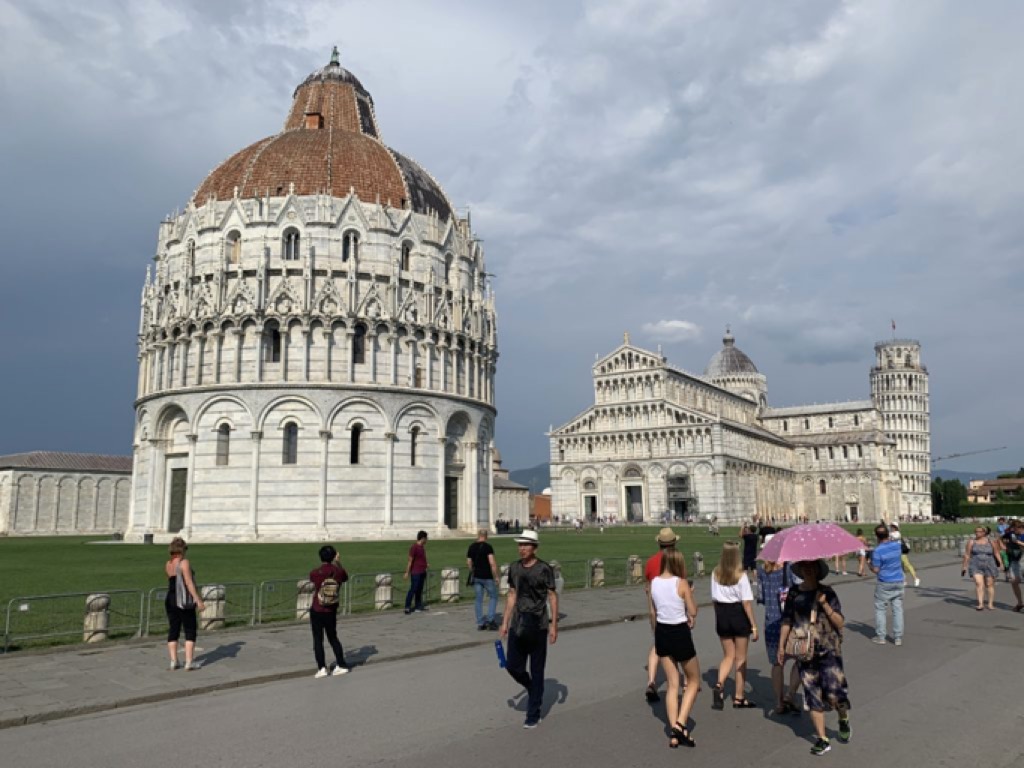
316, 567, 341, 608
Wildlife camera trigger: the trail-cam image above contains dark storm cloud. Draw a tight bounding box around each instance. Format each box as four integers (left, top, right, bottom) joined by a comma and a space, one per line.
0, 0, 1021, 475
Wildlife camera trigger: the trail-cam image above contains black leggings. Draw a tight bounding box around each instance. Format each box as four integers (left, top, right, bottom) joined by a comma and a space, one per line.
311, 609, 346, 670
166, 605, 198, 643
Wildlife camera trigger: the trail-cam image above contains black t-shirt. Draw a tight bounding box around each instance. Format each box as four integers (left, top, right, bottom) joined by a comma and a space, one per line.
1002, 531, 1023, 561
509, 558, 556, 629
742, 533, 759, 561
467, 541, 496, 579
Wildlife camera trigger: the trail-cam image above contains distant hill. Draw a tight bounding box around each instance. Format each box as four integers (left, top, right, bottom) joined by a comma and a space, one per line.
509, 463, 550, 494
932, 469, 1012, 483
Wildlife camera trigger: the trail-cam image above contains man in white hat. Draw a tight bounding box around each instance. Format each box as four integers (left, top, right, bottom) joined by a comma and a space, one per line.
499, 529, 558, 728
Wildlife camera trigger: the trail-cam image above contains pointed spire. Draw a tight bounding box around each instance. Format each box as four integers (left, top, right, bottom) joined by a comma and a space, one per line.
330, 45, 340, 66
624, 331, 631, 345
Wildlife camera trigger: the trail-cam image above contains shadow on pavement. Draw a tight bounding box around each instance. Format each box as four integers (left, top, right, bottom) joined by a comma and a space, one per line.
504, 677, 569, 718
347, 645, 378, 666
198, 641, 245, 666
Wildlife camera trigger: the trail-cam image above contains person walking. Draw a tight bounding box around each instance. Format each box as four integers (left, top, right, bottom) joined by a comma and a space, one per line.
778, 560, 851, 756
403, 530, 429, 614
855, 529, 868, 577
962, 525, 1003, 610
889, 523, 919, 586
870, 525, 905, 645
741, 525, 759, 575
756, 552, 801, 715
1001, 519, 1024, 611
309, 545, 350, 678
648, 549, 700, 748
499, 529, 558, 729
467, 529, 499, 630
710, 541, 758, 710
643, 528, 682, 702
164, 537, 205, 671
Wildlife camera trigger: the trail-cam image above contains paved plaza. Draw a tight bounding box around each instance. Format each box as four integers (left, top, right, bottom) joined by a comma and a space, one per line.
0, 550, 1020, 766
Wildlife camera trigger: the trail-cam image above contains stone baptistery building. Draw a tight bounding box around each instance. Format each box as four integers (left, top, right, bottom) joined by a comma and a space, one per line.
127, 52, 498, 542
550, 333, 931, 525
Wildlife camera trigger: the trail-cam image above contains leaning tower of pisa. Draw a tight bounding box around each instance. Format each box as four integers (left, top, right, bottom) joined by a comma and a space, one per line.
870, 339, 932, 518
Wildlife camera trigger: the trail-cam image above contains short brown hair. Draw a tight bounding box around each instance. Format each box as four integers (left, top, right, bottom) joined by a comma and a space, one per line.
169, 537, 188, 557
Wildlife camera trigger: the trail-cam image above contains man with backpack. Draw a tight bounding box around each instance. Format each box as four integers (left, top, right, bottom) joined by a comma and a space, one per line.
309, 545, 350, 678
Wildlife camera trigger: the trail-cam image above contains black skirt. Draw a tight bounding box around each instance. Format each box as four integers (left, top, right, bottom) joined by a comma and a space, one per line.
654, 621, 696, 662
714, 601, 753, 638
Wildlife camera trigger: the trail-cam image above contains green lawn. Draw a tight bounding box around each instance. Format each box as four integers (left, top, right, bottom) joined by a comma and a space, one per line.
0, 522, 974, 606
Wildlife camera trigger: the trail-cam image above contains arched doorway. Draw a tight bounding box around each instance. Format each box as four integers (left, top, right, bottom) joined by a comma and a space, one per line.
667, 473, 695, 522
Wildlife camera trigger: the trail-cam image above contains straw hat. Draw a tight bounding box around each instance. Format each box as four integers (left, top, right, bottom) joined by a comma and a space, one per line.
656, 528, 679, 546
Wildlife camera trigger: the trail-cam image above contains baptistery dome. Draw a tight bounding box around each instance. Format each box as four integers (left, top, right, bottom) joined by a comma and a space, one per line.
128, 50, 498, 544
193, 50, 453, 219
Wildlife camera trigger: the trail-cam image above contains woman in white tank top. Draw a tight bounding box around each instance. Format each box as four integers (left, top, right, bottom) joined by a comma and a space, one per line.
647, 549, 700, 748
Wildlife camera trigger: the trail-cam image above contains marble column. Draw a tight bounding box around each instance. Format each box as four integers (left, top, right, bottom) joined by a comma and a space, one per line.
183, 434, 198, 538
249, 431, 262, 536
318, 430, 330, 533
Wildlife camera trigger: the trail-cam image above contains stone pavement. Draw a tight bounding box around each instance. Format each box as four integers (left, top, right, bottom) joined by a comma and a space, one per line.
0, 550, 961, 730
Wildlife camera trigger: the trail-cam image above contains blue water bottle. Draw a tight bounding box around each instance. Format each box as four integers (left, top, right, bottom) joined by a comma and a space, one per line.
494, 639, 506, 668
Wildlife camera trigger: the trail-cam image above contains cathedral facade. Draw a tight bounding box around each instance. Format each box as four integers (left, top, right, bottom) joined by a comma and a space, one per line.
127, 52, 498, 542
549, 332, 930, 525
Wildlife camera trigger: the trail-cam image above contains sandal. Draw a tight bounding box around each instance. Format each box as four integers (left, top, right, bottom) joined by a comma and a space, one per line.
773, 699, 799, 716
733, 698, 757, 709
712, 684, 725, 710
645, 683, 660, 703
669, 722, 695, 748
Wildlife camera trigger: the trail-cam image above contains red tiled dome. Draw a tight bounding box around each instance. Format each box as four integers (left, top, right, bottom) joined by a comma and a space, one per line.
192, 53, 453, 219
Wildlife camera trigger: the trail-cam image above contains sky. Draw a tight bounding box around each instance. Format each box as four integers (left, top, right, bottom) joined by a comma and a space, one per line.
1, 0, 1021, 475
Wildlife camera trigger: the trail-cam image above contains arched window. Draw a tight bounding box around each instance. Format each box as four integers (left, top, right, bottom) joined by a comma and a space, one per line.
186, 240, 196, 274
350, 424, 362, 464
282, 228, 300, 261
444, 253, 453, 283
352, 324, 366, 365
342, 231, 359, 262
265, 323, 282, 363
819, 479, 827, 495
282, 422, 298, 465
857, 445, 863, 458
853, 414, 859, 426
828, 416, 834, 428
842, 446, 848, 459
401, 242, 412, 272
216, 424, 230, 466
227, 231, 241, 265
814, 447, 820, 460
804, 419, 810, 430
828, 447, 834, 459
410, 426, 419, 466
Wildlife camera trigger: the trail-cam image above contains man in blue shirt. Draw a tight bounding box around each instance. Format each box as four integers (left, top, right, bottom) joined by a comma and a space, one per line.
870, 525, 905, 646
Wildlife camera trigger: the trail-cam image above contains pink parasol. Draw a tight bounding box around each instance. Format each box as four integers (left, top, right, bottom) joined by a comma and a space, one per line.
758, 523, 864, 563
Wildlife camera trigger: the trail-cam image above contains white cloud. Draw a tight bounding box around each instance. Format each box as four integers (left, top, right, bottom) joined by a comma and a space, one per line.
642, 320, 702, 343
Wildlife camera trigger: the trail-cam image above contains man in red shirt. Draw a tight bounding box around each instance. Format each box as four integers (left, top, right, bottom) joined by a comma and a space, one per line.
644, 527, 682, 702
309, 545, 349, 678
404, 530, 429, 614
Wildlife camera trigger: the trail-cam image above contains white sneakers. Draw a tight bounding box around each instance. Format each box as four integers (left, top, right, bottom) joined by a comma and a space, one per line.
315, 665, 350, 679
914, 578, 921, 587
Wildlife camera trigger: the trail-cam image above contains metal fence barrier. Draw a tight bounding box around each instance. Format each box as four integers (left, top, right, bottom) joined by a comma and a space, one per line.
3, 553, 824, 653
4, 590, 145, 653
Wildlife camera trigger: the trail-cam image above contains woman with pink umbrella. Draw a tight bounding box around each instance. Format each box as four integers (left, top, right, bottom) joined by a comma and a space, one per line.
760, 523, 860, 756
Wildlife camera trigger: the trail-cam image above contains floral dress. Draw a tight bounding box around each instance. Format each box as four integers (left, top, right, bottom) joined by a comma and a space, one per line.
782, 585, 850, 713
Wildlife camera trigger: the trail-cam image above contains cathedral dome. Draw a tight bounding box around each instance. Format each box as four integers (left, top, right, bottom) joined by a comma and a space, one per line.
704, 329, 759, 377
192, 49, 453, 219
